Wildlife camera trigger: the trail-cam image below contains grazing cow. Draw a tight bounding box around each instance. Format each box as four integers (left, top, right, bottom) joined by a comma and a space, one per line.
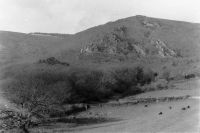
159, 112, 163, 115
169, 106, 172, 109
182, 107, 186, 110
144, 105, 148, 107
187, 106, 190, 108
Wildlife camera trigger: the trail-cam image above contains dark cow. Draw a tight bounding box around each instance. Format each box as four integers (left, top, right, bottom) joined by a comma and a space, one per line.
182, 107, 186, 110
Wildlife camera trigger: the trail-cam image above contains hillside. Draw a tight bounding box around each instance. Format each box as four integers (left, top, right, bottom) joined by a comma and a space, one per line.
0, 15, 200, 132
0, 15, 200, 66
74, 15, 200, 58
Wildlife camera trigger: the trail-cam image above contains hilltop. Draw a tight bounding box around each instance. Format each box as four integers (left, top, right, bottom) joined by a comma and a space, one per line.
0, 15, 200, 65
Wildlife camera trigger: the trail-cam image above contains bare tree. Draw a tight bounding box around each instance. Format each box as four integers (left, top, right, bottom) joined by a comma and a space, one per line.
0, 75, 69, 132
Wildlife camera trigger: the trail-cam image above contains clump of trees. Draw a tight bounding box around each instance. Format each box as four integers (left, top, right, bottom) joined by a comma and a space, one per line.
110, 67, 156, 96
0, 65, 157, 132
66, 68, 104, 103
38, 57, 70, 66
1, 72, 70, 132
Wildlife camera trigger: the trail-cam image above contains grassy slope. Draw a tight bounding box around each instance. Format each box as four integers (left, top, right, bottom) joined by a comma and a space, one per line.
0, 16, 200, 132
0, 15, 200, 65
0, 15, 200, 83
30, 78, 200, 133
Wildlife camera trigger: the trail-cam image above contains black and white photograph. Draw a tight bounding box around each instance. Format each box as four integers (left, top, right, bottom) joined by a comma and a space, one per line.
0, 0, 200, 132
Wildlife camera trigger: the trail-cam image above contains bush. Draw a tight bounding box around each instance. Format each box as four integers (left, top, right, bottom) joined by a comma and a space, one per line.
67, 68, 104, 103
66, 66, 157, 102
1, 65, 158, 132
110, 66, 156, 96
1, 72, 70, 132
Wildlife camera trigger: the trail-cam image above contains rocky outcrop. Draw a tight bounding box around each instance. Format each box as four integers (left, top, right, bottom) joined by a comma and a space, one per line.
80, 26, 141, 56
133, 45, 146, 56
80, 26, 178, 60
142, 20, 161, 30
152, 39, 177, 57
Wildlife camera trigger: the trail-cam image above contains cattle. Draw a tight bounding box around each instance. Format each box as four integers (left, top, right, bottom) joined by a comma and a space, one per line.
187, 106, 190, 109
169, 106, 172, 109
159, 112, 163, 115
144, 105, 148, 107
182, 107, 186, 110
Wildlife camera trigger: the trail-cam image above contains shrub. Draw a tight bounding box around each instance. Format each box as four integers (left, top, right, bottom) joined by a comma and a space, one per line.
0, 64, 158, 132
1, 73, 70, 132
111, 67, 137, 94
110, 66, 156, 95
67, 68, 104, 103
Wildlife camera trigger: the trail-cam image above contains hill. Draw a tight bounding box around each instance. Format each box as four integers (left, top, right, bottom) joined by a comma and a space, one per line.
0, 15, 200, 65
0, 16, 200, 132
0, 15, 200, 81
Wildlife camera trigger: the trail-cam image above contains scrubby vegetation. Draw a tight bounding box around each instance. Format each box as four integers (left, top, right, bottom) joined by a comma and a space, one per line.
0, 64, 157, 132
38, 57, 70, 66
1, 15, 200, 132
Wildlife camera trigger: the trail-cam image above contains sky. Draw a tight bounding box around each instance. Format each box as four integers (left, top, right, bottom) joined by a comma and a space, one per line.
0, 0, 200, 34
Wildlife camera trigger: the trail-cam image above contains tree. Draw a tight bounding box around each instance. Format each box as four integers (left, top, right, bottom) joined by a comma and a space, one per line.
0, 74, 69, 132
112, 67, 138, 93
67, 69, 104, 103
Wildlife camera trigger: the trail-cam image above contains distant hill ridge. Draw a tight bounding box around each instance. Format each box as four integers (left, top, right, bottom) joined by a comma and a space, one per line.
0, 15, 200, 64
29, 32, 72, 38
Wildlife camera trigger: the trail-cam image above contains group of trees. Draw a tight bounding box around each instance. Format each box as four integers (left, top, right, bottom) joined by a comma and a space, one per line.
0, 65, 157, 132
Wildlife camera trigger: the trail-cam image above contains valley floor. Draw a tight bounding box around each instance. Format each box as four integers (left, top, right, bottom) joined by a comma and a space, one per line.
30, 78, 200, 133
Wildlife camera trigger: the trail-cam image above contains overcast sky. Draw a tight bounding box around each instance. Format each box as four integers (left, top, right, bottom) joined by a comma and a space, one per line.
0, 0, 200, 34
